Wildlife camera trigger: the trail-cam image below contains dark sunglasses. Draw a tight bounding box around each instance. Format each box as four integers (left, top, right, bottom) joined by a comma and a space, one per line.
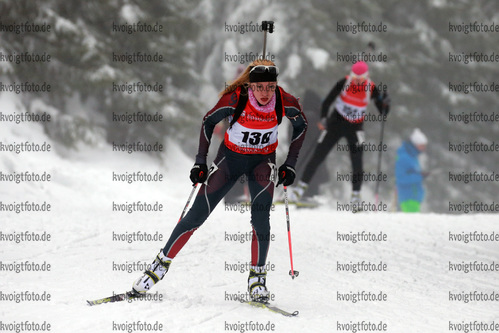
249, 65, 279, 75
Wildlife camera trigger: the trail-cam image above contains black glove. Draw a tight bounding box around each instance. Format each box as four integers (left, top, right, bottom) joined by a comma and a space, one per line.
277, 164, 296, 187
190, 163, 208, 184
381, 91, 390, 115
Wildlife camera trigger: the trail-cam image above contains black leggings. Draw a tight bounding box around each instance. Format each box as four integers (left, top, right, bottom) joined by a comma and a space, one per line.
162, 143, 275, 266
301, 110, 364, 191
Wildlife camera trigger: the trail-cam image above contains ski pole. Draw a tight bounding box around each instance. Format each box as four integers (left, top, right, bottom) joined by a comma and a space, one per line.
366, 40, 388, 208
178, 183, 198, 223
297, 129, 324, 170
261, 21, 274, 59
374, 112, 386, 207
283, 186, 299, 279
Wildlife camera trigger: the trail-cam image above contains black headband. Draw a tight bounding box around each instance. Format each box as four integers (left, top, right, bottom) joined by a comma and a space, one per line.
249, 65, 278, 82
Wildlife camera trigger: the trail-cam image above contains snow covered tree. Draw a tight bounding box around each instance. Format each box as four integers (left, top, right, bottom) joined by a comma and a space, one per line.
0, 0, 204, 151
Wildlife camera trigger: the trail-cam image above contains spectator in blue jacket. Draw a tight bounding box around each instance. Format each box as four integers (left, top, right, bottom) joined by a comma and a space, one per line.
395, 128, 428, 212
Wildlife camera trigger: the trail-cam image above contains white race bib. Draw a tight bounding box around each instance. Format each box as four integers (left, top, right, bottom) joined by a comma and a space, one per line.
335, 98, 367, 123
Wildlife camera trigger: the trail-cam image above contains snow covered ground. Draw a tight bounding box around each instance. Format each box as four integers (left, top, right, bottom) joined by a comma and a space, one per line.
1, 90, 499, 333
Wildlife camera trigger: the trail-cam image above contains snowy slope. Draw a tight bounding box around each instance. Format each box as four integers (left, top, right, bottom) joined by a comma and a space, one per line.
1, 91, 499, 333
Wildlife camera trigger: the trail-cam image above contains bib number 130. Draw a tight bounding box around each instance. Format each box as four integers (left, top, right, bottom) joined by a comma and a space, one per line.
241, 131, 272, 145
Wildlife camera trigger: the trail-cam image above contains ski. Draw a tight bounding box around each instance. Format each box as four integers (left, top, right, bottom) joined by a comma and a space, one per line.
274, 199, 320, 209
86, 291, 142, 306
295, 200, 320, 209
89, 291, 298, 316
240, 299, 299, 317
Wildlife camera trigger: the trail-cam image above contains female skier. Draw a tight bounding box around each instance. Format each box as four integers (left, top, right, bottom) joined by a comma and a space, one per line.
289, 61, 390, 211
131, 59, 307, 302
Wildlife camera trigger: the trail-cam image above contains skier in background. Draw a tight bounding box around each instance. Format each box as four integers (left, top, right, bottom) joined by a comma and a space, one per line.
395, 128, 428, 213
130, 59, 307, 302
288, 61, 390, 210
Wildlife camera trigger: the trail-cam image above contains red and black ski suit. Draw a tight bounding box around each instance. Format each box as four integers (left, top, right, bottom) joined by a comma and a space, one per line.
161, 86, 307, 266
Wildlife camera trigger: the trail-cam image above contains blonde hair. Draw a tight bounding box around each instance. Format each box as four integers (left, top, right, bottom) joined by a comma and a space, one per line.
220, 58, 277, 97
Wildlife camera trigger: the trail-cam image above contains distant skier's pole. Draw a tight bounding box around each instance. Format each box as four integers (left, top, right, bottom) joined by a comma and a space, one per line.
365, 40, 386, 208
261, 21, 274, 59
374, 114, 386, 207
178, 183, 198, 223
283, 186, 299, 279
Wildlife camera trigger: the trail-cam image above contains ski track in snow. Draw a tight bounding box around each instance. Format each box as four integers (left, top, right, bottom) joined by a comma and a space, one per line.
1, 93, 499, 332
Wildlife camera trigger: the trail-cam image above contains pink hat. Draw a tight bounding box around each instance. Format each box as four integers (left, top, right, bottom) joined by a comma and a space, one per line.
351, 61, 369, 76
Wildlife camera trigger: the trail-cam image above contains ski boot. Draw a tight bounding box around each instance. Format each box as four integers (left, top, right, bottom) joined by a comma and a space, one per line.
248, 266, 269, 302
132, 249, 171, 295
287, 181, 309, 203
351, 191, 363, 213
